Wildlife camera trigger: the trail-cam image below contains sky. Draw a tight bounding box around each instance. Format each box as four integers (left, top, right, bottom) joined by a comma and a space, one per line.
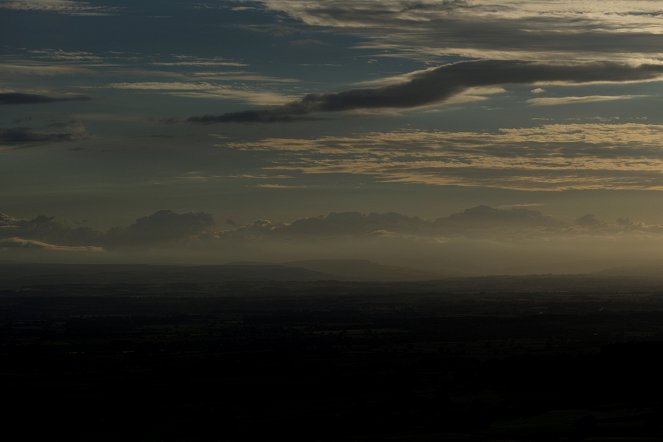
2, 0, 663, 273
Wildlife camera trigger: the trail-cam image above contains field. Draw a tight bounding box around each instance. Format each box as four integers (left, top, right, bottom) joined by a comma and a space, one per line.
3, 276, 663, 441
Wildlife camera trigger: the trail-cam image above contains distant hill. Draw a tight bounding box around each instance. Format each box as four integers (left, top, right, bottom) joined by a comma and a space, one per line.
0, 260, 438, 288
0, 263, 333, 288
7, 262, 663, 294
285, 259, 437, 281
11, 261, 663, 291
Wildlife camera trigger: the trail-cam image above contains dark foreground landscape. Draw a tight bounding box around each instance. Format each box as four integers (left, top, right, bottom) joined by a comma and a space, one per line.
3, 264, 663, 441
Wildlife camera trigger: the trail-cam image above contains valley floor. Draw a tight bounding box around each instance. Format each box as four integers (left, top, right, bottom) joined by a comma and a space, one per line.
2, 280, 663, 441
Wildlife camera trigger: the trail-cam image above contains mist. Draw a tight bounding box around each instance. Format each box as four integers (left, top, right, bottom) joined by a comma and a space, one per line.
4, 205, 663, 277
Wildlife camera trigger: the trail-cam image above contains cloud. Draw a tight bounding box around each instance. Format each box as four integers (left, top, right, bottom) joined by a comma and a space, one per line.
0, 212, 20, 227
223, 212, 424, 239
0, 210, 216, 251
5, 206, 663, 273
527, 95, 644, 107
191, 71, 299, 83
0, 92, 91, 105
0, 63, 90, 75
0, 214, 103, 245
108, 82, 294, 106
436, 205, 562, 231
575, 214, 605, 229
189, 109, 311, 123
255, 1, 663, 62
0, 212, 104, 253
27, 48, 103, 62
151, 55, 247, 68
188, 61, 663, 123
0, 205, 565, 249
224, 206, 663, 242
255, 183, 305, 189
106, 210, 216, 247
0, 125, 87, 147
0, 237, 103, 252
226, 207, 564, 238
222, 123, 663, 191
281, 212, 429, 235
0, 0, 118, 16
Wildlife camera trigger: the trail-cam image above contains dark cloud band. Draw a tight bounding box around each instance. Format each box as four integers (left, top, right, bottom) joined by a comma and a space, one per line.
0, 92, 91, 105
0, 127, 78, 145
0, 125, 87, 147
188, 60, 663, 123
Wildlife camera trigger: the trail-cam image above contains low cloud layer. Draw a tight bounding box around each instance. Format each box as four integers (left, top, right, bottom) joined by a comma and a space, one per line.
226, 206, 650, 240
189, 61, 663, 123
5, 206, 663, 275
0, 209, 216, 255
4, 205, 655, 252
105, 210, 216, 247
0, 237, 102, 253
0, 213, 104, 247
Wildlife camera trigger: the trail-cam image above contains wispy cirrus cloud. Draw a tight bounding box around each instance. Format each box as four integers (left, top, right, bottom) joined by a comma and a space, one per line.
190, 71, 300, 83
0, 62, 91, 75
108, 81, 296, 105
26, 48, 104, 63
220, 123, 663, 191
527, 94, 645, 107
152, 55, 247, 68
253, 0, 663, 62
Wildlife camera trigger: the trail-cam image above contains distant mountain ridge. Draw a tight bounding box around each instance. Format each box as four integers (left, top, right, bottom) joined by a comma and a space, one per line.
439, 205, 562, 229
